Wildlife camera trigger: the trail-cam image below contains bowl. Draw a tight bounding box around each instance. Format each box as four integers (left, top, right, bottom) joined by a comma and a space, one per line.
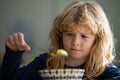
39, 69, 85, 80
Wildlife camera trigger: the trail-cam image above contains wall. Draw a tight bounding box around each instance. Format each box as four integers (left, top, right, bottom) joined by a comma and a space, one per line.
0, 0, 120, 64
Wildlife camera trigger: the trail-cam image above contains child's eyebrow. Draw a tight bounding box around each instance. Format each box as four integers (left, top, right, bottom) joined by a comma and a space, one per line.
64, 31, 72, 32
81, 33, 91, 35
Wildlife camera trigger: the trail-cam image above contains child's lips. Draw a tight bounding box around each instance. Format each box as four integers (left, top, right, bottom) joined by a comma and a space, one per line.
70, 48, 83, 51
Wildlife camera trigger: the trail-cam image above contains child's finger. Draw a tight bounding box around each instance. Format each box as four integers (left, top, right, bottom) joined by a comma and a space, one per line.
17, 32, 25, 46
22, 44, 31, 51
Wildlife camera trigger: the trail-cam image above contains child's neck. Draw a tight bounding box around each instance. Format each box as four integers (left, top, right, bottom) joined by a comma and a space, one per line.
65, 57, 86, 67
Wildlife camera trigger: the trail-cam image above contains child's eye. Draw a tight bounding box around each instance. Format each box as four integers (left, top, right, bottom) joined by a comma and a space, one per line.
81, 35, 89, 38
67, 33, 72, 36
65, 33, 73, 36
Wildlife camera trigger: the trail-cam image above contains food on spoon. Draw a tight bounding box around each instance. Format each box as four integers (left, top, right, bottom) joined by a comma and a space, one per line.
50, 49, 68, 56
56, 49, 68, 56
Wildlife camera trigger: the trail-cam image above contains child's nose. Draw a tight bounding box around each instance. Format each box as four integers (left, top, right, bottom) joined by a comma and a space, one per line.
72, 36, 81, 46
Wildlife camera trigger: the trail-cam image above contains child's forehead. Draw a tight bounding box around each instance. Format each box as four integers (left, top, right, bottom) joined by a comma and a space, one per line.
64, 24, 92, 33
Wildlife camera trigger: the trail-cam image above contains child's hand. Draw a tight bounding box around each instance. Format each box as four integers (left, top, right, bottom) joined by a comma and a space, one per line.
5, 32, 31, 52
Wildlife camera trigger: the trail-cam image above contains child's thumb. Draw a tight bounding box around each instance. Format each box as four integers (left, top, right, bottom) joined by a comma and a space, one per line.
23, 44, 31, 51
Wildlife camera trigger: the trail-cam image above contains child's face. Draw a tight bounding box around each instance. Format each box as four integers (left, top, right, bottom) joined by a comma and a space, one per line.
62, 24, 95, 62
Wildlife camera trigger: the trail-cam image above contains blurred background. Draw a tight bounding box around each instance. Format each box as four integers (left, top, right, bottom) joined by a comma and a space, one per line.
0, 0, 120, 66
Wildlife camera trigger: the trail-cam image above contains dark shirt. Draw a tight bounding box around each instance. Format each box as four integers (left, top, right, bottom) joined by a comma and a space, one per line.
1, 46, 120, 80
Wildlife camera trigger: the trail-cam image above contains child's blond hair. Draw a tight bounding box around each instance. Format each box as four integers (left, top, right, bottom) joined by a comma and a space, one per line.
47, 1, 115, 79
